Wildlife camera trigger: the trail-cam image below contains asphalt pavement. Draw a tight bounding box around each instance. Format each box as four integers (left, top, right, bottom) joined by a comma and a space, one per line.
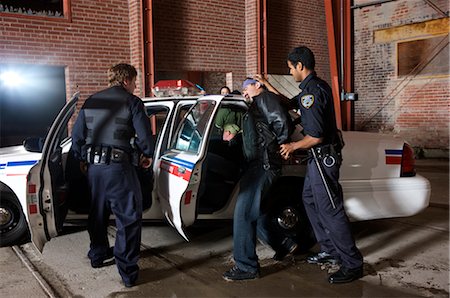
0, 158, 448, 298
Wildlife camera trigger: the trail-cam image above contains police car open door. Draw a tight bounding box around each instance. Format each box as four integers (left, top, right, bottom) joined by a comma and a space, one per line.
157, 96, 221, 241
26, 93, 79, 252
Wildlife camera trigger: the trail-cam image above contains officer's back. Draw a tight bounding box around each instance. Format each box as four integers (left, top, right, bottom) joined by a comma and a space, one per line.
70, 63, 154, 288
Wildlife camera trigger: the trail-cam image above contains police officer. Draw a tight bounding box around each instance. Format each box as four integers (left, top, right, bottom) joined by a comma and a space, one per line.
71, 63, 155, 287
223, 78, 294, 281
257, 46, 364, 283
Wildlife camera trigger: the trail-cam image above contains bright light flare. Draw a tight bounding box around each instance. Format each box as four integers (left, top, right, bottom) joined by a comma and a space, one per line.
0, 71, 24, 88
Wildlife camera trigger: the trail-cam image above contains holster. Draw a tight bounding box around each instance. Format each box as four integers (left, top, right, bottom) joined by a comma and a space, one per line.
86, 146, 131, 165
310, 144, 342, 168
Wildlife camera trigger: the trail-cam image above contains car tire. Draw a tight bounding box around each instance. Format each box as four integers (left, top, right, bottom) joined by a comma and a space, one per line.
0, 192, 30, 247
267, 177, 316, 253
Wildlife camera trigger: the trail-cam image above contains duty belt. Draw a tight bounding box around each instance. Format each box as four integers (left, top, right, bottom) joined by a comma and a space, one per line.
86, 146, 130, 165
308, 144, 342, 168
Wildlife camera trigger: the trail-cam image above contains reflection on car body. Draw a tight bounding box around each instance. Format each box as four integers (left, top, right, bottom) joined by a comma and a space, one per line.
0, 94, 431, 252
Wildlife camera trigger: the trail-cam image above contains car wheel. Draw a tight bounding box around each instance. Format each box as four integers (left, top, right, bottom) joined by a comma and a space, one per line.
0, 192, 30, 247
267, 177, 316, 253
273, 203, 316, 253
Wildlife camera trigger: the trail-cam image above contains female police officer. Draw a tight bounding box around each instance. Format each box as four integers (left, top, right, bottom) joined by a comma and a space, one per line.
256, 46, 363, 284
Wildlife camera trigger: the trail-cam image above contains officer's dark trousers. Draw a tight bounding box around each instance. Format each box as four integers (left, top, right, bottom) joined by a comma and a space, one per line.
303, 158, 363, 270
87, 163, 143, 285
233, 162, 283, 273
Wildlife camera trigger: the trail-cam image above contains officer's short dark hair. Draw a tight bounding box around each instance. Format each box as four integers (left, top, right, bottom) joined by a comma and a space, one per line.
287, 46, 315, 70
108, 63, 138, 86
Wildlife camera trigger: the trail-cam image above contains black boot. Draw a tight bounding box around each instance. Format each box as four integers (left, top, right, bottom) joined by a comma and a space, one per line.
328, 266, 363, 284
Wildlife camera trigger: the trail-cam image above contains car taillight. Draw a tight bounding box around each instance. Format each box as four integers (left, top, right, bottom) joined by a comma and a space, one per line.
401, 143, 416, 177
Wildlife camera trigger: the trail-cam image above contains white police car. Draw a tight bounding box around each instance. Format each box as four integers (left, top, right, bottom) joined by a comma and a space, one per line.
0, 93, 431, 252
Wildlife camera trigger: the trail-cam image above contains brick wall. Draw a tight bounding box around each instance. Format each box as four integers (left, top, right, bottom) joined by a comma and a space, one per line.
267, 0, 330, 83
153, 0, 247, 92
353, 0, 449, 150
245, 0, 258, 77
128, 0, 145, 96
0, 0, 140, 105
1, 0, 331, 101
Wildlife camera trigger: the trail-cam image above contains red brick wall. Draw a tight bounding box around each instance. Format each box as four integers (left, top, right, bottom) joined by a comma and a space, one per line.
267, 0, 330, 83
0, 0, 141, 105
153, 0, 247, 92
128, 0, 145, 96
353, 0, 449, 150
245, 0, 258, 77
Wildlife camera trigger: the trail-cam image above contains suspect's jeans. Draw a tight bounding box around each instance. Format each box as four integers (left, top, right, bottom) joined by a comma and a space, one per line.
232, 162, 282, 273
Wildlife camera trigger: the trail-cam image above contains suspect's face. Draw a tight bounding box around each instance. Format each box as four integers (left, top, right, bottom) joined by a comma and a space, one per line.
242, 83, 259, 101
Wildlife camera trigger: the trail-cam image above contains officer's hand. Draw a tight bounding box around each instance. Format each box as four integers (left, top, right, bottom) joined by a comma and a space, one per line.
254, 74, 267, 84
280, 143, 294, 160
79, 161, 88, 175
140, 156, 153, 169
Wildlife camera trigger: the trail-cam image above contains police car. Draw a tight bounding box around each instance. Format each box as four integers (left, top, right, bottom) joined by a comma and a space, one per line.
0, 93, 431, 252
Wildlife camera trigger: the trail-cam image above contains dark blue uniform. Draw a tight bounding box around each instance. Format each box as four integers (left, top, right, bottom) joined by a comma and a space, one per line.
71, 85, 155, 286
296, 72, 363, 270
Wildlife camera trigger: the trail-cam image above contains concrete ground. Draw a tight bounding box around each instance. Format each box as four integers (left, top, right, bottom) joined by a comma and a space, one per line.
0, 158, 448, 297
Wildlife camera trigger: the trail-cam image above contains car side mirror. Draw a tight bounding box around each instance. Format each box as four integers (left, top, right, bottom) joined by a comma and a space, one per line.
23, 137, 44, 153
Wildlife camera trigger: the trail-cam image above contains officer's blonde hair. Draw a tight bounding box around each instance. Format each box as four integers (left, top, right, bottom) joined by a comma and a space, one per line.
108, 63, 137, 87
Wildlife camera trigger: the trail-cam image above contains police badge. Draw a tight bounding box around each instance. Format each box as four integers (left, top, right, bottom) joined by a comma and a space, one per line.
301, 94, 314, 109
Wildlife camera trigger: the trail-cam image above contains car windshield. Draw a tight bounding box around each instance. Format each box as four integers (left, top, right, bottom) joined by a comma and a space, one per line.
172, 100, 215, 154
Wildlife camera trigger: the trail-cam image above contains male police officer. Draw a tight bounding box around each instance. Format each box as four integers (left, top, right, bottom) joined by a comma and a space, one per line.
257, 46, 364, 283
223, 78, 294, 281
71, 63, 155, 287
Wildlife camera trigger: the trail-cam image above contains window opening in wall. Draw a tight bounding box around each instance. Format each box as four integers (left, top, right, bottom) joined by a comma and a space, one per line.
0, 0, 70, 19
0, 64, 66, 147
397, 35, 449, 77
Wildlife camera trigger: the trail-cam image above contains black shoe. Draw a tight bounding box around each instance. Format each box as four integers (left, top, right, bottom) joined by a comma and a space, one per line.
223, 266, 259, 281
123, 281, 136, 288
273, 238, 298, 261
91, 247, 115, 268
306, 252, 339, 265
328, 266, 363, 284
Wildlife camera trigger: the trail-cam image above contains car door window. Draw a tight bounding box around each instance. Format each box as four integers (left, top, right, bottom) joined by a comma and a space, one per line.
172, 100, 215, 154
146, 106, 169, 141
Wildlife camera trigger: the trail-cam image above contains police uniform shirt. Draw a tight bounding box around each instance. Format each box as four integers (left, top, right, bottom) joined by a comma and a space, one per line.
295, 72, 337, 144
71, 85, 155, 161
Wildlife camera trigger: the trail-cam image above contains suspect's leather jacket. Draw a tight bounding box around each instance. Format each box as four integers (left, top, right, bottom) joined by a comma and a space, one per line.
242, 90, 292, 170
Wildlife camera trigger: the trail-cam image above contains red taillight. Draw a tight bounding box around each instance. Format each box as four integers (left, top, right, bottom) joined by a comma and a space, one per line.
401, 143, 416, 177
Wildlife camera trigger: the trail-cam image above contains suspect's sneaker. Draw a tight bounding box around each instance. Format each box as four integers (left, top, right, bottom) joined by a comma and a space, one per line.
223, 266, 259, 281
91, 247, 115, 268
306, 252, 340, 265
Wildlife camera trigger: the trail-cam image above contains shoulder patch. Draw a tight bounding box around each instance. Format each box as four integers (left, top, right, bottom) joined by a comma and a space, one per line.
301, 94, 314, 109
